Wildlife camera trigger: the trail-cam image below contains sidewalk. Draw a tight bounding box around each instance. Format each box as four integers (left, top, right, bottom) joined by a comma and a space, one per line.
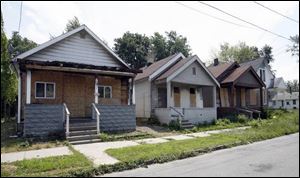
1, 126, 250, 165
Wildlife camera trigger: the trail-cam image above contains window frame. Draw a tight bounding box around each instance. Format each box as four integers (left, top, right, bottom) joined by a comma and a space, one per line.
35, 81, 56, 99
293, 100, 296, 105
98, 85, 112, 99
192, 67, 196, 75
259, 68, 266, 82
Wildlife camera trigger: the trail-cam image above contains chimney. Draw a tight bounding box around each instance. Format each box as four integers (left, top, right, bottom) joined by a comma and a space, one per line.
213, 58, 219, 66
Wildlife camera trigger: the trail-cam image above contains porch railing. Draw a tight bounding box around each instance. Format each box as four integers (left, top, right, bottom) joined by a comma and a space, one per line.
92, 103, 100, 134
169, 106, 184, 121
63, 103, 70, 137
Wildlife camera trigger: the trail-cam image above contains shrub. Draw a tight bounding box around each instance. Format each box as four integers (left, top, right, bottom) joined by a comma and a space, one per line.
168, 119, 181, 131
237, 114, 248, 123
18, 141, 30, 148
99, 133, 111, 141
147, 117, 161, 126
216, 118, 231, 126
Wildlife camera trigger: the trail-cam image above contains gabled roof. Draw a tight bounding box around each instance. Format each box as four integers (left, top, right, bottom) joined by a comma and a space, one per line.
208, 62, 235, 79
135, 53, 184, 81
221, 65, 250, 84
156, 56, 193, 80
240, 57, 265, 71
15, 25, 130, 69
273, 77, 286, 88
156, 55, 220, 87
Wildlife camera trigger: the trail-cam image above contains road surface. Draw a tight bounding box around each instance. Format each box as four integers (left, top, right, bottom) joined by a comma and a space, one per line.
102, 133, 299, 177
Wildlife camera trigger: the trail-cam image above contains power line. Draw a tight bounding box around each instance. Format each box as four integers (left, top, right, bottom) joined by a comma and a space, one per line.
253, 1, 299, 23
18, 1, 23, 33
198, 1, 292, 42
175, 1, 255, 30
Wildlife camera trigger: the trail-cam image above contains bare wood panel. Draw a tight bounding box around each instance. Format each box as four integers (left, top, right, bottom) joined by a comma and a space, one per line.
241, 88, 246, 107
190, 88, 196, 107
250, 89, 257, 105
63, 75, 85, 117
220, 88, 229, 107
174, 87, 180, 107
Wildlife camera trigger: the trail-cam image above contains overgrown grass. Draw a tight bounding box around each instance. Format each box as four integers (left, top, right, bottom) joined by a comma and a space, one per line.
1, 146, 93, 177
105, 110, 298, 169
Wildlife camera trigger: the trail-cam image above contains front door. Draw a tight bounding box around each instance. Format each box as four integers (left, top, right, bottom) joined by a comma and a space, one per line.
63, 75, 86, 118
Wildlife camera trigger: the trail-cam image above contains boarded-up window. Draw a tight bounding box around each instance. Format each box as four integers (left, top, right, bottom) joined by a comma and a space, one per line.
190, 88, 196, 107
158, 88, 167, 108
203, 86, 214, 108
220, 88, 229, 107
249, 89, 257, 105
174, 87, 180, 107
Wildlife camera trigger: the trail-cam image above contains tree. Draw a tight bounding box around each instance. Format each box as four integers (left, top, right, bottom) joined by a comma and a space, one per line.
1, 13, 16, 118
8, 31, 37, 58
287, 35, 299, 58
114, 32, 151, 69
65, 16, 81, 33
150, 31, 191, 61
286, 80, 299, 93
259, 45, 274, 63
150, 32, 169, 60
214, 42, 260, 63
165, 31, 191, 59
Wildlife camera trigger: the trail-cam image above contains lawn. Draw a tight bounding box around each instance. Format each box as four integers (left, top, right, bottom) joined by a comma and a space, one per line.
1, 147, 93, 177
1, 118, 66, 153
106, 109, 298, 164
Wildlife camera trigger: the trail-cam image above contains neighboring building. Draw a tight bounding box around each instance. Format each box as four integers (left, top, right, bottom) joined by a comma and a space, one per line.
271, 92, 299, 109
240, 57, 287, 108
208, 59, 265, 118
12, 25, 137, 143
135, 53, 219, 128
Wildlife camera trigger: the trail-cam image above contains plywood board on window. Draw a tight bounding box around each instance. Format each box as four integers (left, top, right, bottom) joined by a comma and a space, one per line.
174, 87, 180, 107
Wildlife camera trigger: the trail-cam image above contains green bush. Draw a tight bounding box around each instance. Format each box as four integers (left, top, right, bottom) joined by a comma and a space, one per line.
237, 114, 248, 123
99, 133, 111, 141
18, 141, 30, 148
168, 119, 181, 131
147, 117, 161, 126
216, 118, 231, 126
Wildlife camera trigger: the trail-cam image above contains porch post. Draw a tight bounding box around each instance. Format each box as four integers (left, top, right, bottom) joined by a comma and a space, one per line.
95, 77, 98, 104
260, 87, 263, 110
26, 70, 31, 104
167, 81, 171, 107
17, 72, 21, 124
230, 85, 234, 107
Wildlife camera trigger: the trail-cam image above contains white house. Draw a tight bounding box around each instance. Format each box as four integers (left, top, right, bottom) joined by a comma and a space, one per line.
271, 92, 299, 109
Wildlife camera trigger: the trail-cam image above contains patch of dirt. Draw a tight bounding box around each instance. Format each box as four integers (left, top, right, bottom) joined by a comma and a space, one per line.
136, 125, 180, 137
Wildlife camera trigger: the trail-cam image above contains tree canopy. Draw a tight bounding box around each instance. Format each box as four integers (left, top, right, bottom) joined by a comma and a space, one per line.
286, 79, 299, 92
65, 16, 81, 33
287, 35, 299, 58
114, 31, 191, 69
114, 32, 151, 69
212, 42, 274, 63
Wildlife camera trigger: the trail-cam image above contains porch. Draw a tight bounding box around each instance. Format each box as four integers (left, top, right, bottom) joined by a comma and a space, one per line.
20, 68, 136, 141
153, 80, 217, 126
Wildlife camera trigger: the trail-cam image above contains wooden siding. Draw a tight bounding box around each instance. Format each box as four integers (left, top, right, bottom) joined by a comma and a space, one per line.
21, 70, 129, 119
26, 31, 122, 67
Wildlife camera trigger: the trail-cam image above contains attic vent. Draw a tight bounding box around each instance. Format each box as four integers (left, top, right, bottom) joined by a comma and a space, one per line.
79, 31, 86, 39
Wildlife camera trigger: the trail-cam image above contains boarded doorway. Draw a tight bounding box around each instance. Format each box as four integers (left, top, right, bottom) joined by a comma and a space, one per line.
63, 75, 86, 118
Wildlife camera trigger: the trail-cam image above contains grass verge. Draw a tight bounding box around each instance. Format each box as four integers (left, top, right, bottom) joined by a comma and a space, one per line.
1, 146, 93, 177
99, 131, 154, 142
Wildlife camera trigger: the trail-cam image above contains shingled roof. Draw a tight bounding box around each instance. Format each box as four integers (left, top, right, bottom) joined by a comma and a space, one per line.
221, 65, 250, 84
135, 53, 181, 81
208, 62, 234, 79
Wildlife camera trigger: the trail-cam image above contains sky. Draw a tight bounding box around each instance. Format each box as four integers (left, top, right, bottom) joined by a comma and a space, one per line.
1, 1, 299, 81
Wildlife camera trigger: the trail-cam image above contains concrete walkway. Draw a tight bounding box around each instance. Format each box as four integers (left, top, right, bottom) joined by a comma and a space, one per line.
1, 126, 250, 165
1, 146, 72, 163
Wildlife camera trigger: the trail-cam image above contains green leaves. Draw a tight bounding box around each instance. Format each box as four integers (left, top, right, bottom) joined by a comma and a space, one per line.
65, 16, 81, 33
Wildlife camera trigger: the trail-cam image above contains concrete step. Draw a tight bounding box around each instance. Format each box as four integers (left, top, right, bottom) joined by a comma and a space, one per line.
69, 130, 98, 137
69, 122, 97, 127
67, 134, 99, 142
69, 125, 97, 132
69, 138, 102, 145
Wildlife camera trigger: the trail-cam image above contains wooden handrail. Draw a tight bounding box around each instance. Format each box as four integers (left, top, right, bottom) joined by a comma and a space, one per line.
92, 103, 100, 134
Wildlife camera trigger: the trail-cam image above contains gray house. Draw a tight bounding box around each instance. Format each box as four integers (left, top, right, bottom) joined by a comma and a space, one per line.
134, 53, 219, 128
12, 25, 137, 144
